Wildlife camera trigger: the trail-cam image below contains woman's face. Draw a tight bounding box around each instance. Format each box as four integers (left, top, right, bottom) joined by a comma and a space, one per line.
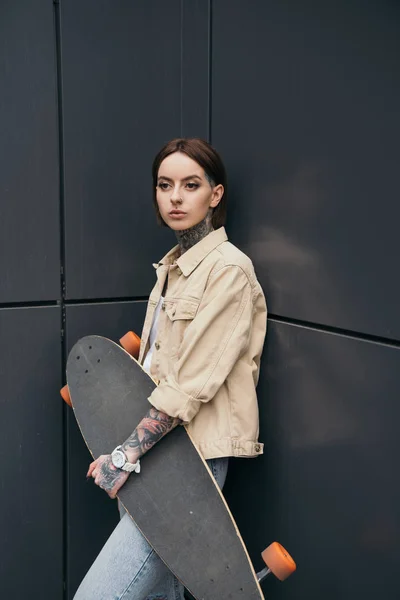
156, 152, 224, 231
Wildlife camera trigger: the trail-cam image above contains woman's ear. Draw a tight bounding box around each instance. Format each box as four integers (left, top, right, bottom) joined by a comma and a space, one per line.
210, 184, 224, 208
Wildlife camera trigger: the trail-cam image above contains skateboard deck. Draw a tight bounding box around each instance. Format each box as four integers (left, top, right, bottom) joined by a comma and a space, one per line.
67, 335, 265, 600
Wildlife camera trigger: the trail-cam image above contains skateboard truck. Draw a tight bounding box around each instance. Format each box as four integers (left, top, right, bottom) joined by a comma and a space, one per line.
257, 542, 296, 583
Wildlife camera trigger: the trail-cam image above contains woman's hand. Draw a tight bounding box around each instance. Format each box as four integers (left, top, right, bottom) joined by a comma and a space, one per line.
86, 408, 178, 500
87, 455, 129, 499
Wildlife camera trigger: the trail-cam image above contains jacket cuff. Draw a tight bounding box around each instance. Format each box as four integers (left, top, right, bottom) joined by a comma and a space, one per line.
147, 380, 200, 423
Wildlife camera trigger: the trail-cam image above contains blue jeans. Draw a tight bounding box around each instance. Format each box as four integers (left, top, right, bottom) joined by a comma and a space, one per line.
73, 458, 229, 600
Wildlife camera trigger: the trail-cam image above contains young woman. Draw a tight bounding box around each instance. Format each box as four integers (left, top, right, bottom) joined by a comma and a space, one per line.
74, 138, 267, 600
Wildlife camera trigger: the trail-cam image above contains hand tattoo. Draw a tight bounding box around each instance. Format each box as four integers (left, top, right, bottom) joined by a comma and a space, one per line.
97, 456, 127, 492
88, 455, 129, 498
98, 457, 121, 491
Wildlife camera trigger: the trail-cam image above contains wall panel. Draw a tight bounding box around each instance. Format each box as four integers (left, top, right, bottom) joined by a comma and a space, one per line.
0, 306, 63, 598
224, 319, 400, 599
212, 0, 400, 339
0, 0, 60, 302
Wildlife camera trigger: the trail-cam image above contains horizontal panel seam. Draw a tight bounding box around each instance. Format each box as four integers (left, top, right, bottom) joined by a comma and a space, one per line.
269, 313, 400, 349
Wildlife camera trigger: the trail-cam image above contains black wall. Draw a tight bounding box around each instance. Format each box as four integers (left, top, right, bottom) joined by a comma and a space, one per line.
1, 2, 399, 599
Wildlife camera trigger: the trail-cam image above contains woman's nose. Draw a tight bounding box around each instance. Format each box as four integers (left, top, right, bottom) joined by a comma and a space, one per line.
170, 187, 183, 203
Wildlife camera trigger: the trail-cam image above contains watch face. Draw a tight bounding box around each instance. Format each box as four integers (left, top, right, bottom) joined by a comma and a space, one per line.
112, 450, 125, 468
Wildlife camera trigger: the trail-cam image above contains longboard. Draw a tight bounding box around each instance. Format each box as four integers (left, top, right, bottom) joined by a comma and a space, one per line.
65, 335, 295, 599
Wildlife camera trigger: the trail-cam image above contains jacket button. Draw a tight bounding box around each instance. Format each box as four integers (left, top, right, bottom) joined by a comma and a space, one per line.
161, 303, 166, 311
155, 342, 160, 350
176, 267, 182, 276
255, 444, 261, 453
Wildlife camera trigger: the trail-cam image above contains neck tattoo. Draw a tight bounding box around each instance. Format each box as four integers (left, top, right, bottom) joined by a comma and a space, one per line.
176, 210, 214, 255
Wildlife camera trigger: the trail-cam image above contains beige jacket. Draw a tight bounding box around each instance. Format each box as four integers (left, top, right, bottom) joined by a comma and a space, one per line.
138, 227, 267, 460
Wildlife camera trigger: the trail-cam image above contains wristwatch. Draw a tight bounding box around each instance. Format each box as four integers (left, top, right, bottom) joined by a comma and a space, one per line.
111, 446, 141, 473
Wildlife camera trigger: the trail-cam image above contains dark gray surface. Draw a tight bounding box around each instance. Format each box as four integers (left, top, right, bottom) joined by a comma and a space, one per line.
224, 319, 400, 600
181, 0, 210, 139
212, 0, 400, 340
65, 300, 147, 597
67, 335, 262, 600
0, 306, 63, 598
0, 0, 60, 302
61, 0, 178, 300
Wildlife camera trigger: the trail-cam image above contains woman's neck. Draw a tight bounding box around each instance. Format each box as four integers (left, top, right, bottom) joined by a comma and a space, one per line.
176, 210, 214, 255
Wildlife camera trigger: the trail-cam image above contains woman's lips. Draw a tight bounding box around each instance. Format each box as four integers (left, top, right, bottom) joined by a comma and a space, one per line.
169, 211, 187, 219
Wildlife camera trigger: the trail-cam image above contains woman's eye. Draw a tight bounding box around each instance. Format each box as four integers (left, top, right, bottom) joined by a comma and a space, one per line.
158, 181, 198, 190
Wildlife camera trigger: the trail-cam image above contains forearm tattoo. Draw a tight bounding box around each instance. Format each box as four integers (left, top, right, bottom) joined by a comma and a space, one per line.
176, 209, 214, 255
122, 408, 180, 458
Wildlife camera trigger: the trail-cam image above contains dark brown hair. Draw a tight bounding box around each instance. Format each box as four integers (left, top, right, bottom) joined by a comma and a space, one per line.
152, 138, 228, 229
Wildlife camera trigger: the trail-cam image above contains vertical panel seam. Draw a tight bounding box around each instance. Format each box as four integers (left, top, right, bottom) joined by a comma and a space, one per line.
208, 0, 213, 143
180, 0, 184, 136
54, 1, 68, 598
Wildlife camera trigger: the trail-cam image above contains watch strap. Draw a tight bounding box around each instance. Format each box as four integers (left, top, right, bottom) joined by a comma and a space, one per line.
121, 459, 141, 473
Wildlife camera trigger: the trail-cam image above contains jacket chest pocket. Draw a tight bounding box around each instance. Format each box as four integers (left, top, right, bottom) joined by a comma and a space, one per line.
165, 299, 199, 356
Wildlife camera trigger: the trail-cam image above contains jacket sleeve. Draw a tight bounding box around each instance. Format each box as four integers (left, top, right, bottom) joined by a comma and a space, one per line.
147, 265, 253, 423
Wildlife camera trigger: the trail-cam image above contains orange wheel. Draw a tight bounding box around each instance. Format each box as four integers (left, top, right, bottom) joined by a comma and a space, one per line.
261, 542, 296, 581
60, 384, 72, 407
120, 331, 141, 359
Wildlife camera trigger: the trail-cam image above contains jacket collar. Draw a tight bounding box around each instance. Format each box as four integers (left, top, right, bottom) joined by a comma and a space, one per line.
153, 227, 228, 277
